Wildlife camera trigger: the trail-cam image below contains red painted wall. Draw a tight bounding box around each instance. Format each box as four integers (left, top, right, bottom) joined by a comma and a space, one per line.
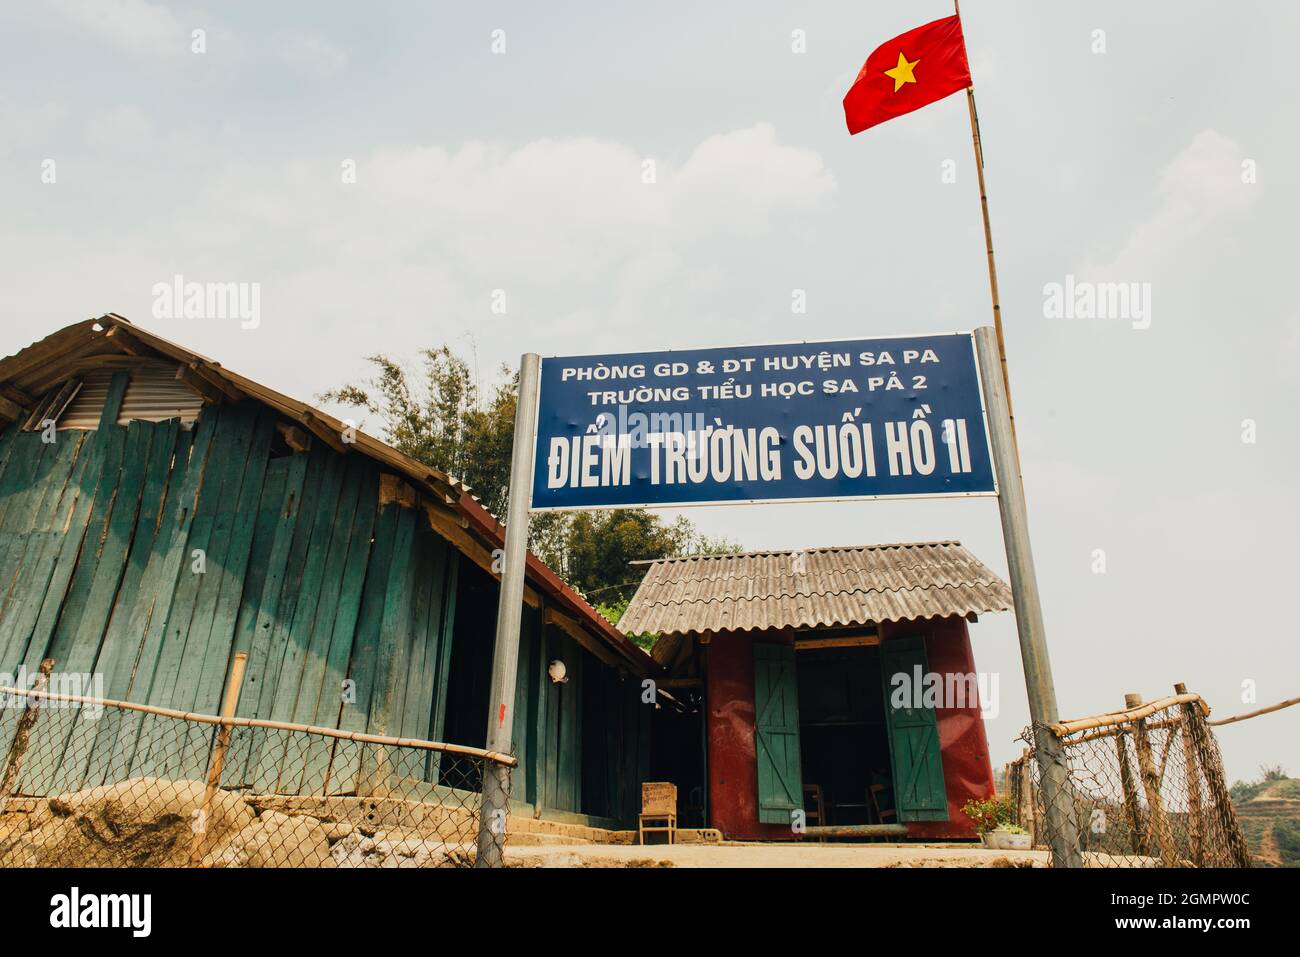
880, 617, 995, 840
704, 619, 995, 841
705, 630, 796, 841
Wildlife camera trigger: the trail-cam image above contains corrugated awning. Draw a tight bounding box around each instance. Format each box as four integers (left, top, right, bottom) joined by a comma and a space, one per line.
619, 542, 1013, 645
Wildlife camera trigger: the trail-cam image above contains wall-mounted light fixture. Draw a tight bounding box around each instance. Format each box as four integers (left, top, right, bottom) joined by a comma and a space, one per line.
547, 659, 568, 684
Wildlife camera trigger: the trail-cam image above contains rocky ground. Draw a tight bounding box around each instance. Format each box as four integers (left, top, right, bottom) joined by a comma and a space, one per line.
0, 777, 476, 867
0, 776, 1162, 868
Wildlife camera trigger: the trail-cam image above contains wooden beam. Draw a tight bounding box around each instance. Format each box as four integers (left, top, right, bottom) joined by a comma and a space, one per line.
0, 384, 34, 408
299, 409, 348, 454
544, 607, 622, 670
379, 473, 417, 508
794, 634, 880, 650
802, 824, 909, 838
183, 362, 243, 403
0, 394, 23, 423
103, 323, 152, 356
20, 356, 174, 396
422, 501, 541, 609
21, 378, 82, 432
275, 421, 311, 453
175, 364, 226, 405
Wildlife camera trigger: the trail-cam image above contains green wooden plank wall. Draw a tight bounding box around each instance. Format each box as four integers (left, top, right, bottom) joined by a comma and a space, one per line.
0, 400, 461, 799
512, 619, 651, 825
0, 392, 651, 822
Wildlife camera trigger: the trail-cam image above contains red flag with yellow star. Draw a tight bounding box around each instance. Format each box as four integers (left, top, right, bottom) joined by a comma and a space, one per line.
843, 15, 972, 135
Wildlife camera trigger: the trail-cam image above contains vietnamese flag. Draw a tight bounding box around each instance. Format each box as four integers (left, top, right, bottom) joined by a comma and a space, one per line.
843, 15, 972, 135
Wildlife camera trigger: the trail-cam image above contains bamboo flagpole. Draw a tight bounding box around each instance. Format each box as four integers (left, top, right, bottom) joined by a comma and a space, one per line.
842, 8, 1074, 858
954, 0, 1017, 448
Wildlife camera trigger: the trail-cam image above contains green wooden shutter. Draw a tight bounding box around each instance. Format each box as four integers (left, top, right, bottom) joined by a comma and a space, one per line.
753, 643, 803, 825
879, 636, 948, 822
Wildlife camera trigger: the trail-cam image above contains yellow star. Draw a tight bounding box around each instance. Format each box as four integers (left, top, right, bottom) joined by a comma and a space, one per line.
884, 51, 920, 93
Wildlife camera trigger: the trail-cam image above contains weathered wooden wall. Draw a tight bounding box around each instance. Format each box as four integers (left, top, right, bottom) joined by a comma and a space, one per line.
511, 614, 651, 824
0, 380, 651, 823
441, 564, 652, 826
0, 387, 461, 798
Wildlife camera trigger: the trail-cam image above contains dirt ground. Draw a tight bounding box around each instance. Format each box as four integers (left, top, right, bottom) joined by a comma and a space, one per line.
505, 841, 1046, 868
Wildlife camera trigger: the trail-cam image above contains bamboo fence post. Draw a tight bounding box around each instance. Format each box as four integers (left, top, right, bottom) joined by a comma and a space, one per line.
1007, 759, 1019, 823
1114, 728, 1147, 855
1178, 684, 1252, 867
190, 652, 248, 867
1126, 693, 1180, 866
1173, 684, 1205, 865
0, 659, 54, 814
1016, 753, 1037, 845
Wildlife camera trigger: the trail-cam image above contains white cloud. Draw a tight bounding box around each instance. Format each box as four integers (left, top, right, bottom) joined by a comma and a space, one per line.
0, 96, 66, 159
0, 123, 834, 391
51, 0, 189, 57
1091, 129, 1256, 275
86, 105, 151, 148
280, 34, 348, 76
203, 123, 835, 295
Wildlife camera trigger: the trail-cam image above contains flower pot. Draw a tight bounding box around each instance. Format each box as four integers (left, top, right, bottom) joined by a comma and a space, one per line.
981, 831, 1031, 850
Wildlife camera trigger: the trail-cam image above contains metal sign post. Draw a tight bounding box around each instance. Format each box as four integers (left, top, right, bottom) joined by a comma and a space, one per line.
973, 326, 1081, 867
475, 351, 541, 868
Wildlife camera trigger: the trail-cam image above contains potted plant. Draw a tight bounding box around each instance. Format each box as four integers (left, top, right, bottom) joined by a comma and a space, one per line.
961, 797, 1032, 850
983, 823, 1031, 850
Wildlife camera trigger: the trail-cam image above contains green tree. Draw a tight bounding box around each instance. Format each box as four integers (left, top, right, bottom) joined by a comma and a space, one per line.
322, 346, 738, 619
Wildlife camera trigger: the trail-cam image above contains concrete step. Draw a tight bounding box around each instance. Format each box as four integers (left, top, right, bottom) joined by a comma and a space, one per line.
509, 832, 594, 847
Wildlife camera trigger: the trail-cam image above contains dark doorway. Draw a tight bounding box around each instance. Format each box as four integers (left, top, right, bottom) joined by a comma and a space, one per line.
649, 689, 706, 828
439, 557, 496, 751
795, 644, 893, 828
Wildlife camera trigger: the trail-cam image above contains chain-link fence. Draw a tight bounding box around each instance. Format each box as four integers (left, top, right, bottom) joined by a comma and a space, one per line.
1008, 686, 1252, 867
0, 672, 513, 868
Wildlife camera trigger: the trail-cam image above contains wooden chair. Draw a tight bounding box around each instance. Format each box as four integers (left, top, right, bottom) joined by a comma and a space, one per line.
638, 782, 678, 845
869, 777, 897, 825
802, 783, 826, 841
802, 783, 825, 827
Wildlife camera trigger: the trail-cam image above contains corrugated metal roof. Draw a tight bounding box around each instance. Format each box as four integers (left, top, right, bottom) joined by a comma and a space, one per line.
57, 365, 203, 429
618, 542, 1013, 640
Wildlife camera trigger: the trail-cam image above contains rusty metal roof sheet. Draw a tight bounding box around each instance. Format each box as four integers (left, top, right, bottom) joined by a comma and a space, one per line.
618, 542, 1013, 641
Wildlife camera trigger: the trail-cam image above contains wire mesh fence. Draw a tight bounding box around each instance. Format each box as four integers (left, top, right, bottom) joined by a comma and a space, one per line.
1008, 688, 1252, 867
0, 678, 513, 868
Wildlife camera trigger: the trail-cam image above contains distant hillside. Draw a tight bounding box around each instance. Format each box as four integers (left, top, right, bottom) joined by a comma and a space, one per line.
1233, 775, 1300, 867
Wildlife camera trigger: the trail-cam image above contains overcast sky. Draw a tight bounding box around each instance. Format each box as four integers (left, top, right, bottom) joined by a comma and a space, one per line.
2, 1, 1297, 781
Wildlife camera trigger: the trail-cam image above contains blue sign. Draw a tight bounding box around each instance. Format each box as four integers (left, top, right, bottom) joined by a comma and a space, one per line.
531, 334, 995, 509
